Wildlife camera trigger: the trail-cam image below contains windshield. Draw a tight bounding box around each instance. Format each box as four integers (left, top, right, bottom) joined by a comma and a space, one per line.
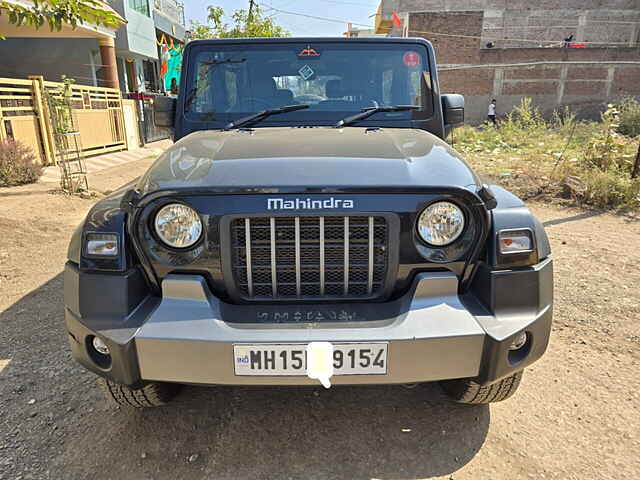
184, 42, 434, 125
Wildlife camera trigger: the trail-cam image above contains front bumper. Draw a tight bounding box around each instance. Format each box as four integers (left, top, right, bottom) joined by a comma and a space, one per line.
64, 258, 553, 387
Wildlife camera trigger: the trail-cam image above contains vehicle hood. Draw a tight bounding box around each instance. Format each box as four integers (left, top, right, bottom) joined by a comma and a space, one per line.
136, 127, 482, 195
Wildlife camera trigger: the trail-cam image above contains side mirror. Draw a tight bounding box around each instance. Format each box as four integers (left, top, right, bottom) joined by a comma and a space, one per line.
441, 94, 465, 136
153, 95, 176, 128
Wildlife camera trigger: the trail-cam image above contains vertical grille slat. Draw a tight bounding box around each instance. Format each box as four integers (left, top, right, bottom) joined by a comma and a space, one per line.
343, 216, 349, 295
367, 216, 374, 295
319, 216, 325, 295
270, 217, 277, 297
231, 215, 388, 300
295, 216, 301, 297
244, 218, 253, 297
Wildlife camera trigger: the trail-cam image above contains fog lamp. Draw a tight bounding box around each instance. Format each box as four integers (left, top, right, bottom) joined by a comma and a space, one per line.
92, 336, 110, 356
509, 331, 528, 351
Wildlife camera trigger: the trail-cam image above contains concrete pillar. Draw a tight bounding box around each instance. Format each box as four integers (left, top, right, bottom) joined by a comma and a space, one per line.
605, 66, 615, 99
492, 68, 504, 97
557, 65, 568, 106
99, 37, 120, 90
629, 23, 639, 47
576, 15, 587, 42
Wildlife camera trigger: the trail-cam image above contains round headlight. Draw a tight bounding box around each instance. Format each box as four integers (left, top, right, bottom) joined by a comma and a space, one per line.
417, 201, 465, 246
154, 203, 202, 248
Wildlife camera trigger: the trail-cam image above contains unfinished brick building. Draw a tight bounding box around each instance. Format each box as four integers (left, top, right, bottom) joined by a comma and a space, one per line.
375, 0, 640, 123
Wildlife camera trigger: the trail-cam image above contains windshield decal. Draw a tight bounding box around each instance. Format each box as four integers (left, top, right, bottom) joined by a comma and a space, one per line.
403, 51, 421, 68
298, 45, 320, 57
298, 64, 315, 80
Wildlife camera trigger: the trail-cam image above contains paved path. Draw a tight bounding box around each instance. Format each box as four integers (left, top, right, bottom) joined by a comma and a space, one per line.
39, 139, 172, 184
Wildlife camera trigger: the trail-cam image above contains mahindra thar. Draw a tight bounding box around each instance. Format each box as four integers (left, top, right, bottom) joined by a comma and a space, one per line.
64, 37, 553, 407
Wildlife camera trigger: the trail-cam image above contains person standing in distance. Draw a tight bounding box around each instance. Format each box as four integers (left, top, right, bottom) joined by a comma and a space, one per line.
487, 99, 497, 125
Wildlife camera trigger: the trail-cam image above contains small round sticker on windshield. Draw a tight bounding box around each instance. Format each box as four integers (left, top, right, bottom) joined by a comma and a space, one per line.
403, 51, 421, 68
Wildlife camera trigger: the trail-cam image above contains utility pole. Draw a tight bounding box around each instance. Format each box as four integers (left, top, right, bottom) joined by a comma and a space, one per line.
248, 0, 255, 21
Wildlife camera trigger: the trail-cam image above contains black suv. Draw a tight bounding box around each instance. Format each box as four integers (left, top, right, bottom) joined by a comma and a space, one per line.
64, 38, 553, 407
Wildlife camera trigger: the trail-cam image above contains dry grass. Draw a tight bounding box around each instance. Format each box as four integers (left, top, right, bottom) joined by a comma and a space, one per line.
454, 99, 640, 212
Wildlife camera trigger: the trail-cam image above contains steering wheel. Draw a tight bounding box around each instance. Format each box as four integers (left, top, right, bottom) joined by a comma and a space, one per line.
234, 97, 274, 111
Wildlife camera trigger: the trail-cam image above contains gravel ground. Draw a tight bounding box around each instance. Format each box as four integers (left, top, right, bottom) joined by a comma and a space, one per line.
1, 160, 639, 480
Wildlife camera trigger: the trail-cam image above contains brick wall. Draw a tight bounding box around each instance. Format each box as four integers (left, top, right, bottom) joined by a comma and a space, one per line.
614, 67, 640, 95
388, 1, 640, 49
438, 69, 494, 95
408, 11, 483, 65
408, 11, 640, 123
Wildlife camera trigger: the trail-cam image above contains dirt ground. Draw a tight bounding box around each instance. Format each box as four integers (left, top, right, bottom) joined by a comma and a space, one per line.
1, 158, 639, 480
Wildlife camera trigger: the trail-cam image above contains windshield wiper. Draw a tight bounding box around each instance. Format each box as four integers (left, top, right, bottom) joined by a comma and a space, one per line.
334, 105, 420, 128
224, 104, 310, 130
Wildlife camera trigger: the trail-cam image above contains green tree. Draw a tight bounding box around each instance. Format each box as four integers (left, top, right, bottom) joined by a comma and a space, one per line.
189, 4, 289, 40
0, 0, 122, 38
188, 19, 215, 41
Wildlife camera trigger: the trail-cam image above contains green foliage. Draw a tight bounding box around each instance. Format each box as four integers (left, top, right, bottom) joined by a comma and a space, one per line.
501, 97, 546, 132
578, 168, 640, 210
49, 75, 77, 134
189, 4, 289, 40
617, 97, 640, 137
583, 105, 627, 172
188, 20, 215, 40
0, 139, 42, 187
456, 98, 640, 211
0, 0, 123, 38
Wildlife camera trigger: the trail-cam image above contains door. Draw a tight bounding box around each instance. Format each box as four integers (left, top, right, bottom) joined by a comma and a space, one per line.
122, 99, 140, 149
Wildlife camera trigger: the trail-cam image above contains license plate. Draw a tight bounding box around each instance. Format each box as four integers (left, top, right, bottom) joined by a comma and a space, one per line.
233, 343, 388, 376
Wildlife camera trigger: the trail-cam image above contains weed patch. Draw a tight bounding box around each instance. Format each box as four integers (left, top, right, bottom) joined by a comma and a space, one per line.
455, 99, 640, 211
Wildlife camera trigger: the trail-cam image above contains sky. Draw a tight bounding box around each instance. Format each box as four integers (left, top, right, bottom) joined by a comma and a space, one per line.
183, 0, 381, 37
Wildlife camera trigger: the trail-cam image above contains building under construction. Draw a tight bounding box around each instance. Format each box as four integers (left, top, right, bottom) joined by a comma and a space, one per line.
375, 0, 640, 123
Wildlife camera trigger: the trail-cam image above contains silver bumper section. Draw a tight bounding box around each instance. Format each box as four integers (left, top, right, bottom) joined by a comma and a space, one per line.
133, 270, 522, 386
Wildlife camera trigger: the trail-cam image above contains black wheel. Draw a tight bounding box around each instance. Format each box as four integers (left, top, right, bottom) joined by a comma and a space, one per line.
99, 378, 181, 408
440, 370, 523, 404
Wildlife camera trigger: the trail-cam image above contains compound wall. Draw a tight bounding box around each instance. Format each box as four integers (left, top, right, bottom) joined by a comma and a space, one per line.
405, 8, 640, 123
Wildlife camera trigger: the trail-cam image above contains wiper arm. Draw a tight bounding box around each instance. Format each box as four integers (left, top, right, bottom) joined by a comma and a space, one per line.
224, 104, 310, 130
334, 105, 420, 128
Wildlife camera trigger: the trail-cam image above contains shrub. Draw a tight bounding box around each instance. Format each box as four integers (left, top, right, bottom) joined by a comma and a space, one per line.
581, 105, 627, 173
503, 97, 546, 131
457, 99, 640, 212
617, 97, 640, 137
579, 169, 640, 210
0, 139, 43, 187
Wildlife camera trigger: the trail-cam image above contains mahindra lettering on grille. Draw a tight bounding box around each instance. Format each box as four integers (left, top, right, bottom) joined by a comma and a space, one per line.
230, 216, 388, 299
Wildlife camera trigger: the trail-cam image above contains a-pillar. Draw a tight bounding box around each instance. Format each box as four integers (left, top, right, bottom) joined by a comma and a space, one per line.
99, 36, 120, 90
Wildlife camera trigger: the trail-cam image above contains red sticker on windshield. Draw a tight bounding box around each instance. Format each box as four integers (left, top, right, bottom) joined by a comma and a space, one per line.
403, 51, 420, 68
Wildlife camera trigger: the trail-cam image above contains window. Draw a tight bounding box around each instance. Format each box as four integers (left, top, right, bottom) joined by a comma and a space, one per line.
129, 0, 149, 16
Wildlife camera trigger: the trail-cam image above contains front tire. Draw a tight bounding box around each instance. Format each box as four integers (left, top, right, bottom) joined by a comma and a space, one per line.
440, 370, 523, 404
99, 378, 181, 408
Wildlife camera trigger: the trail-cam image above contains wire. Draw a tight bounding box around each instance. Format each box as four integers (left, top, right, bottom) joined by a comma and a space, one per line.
439, 60, 640, 71
380, 9, 640, 25
315, 0, 379, 7
259, 4, 373, 27
405, 28, 632, 46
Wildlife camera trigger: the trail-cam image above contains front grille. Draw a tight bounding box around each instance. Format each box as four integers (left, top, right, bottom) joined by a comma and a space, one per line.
230, 216, 388, 300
